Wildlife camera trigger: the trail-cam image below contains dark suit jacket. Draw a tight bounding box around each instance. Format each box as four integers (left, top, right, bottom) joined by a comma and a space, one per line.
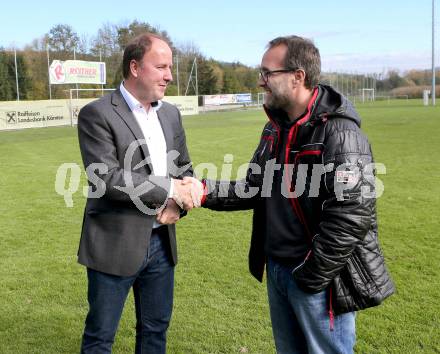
77, 88, 193, 276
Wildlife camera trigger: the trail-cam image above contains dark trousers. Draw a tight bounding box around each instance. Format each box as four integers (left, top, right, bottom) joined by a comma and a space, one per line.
80, 228, 174, 354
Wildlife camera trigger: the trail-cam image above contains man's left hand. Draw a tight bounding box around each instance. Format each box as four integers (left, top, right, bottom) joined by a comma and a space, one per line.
156, 198, 181, 224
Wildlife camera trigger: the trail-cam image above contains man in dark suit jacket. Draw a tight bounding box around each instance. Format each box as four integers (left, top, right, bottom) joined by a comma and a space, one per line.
77, 33, 197, 354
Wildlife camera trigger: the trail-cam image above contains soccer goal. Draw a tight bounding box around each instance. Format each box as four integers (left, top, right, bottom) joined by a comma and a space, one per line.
257, 92, 265, 106
69, 88, 115, 126
360, 88, 375, 103
393, 95, 409, 100
375, 95, 391, 103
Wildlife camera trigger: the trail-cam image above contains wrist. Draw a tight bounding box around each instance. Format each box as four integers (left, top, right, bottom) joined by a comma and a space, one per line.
171, 179, 184, 208
200, 179, 208, 205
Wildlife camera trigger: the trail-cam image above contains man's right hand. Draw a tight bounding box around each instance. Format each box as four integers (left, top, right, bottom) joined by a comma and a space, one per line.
182, 177, 204, 207
172, 177, 205, 210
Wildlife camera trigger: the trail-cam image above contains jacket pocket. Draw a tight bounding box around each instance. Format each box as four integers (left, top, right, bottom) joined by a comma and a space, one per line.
293, 143, 325, 165
346, 253, 376, 297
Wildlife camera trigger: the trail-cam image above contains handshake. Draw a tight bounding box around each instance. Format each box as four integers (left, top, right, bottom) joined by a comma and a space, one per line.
171, 176, 205, 211
156, 177, 204, 225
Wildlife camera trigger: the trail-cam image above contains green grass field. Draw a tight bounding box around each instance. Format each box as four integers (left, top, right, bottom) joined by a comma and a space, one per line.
1, 100, 439, 353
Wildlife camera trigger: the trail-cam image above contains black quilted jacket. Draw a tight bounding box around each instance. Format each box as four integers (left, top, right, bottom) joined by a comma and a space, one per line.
203, 85, 395, 314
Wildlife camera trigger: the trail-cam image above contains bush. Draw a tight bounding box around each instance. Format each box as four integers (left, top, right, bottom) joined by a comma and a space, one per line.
390, 85, 440, 98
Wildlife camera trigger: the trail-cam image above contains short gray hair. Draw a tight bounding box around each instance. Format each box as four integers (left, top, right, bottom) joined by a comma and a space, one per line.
268, 35, 321, 89
122, 33, 171, 79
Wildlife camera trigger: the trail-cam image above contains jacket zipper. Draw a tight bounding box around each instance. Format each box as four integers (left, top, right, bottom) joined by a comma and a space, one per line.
281, 88, 336, 331
283, 87, 319, 241
351, 254, 369, 285
329, 287, 335, 331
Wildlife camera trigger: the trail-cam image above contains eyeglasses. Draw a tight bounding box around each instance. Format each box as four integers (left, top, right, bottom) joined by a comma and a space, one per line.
259, 68, 300, 83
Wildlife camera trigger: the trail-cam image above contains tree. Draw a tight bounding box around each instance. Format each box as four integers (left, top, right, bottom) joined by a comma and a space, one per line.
47, 24, 80, 54
210, 62, 224, 93
234, 63, 258, 93
15, 52, 30, 99
222, 66, 242, 93
90, 23, 120, 58
0, 50, 13, 100
196, 57, 218, 95
0, 49, 30, 100
22, 37, 50, 100
378, 70, 415, 91
90, 23, 123, 88
76, 33, 90, 54
388, 70, 405, 89
116, 20, 173, 51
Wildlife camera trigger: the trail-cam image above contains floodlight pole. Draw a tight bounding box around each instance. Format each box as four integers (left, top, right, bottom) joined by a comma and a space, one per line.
74, 48, 79, 99
99, 49, 104, 96
47, 45, 52, 100
433, 0, 436, 105
176, 55, 180, 96
195, 58, 198, 96
184, 57, 198, 96
14, 49, 19, 101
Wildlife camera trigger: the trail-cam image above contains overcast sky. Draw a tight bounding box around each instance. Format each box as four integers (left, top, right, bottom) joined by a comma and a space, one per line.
0, 0, 437, 73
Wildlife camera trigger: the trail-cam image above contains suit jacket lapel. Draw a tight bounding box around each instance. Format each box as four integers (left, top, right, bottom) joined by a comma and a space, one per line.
158, 107, 179, 177
111, 89, 151, 161
157, 108, 174, 153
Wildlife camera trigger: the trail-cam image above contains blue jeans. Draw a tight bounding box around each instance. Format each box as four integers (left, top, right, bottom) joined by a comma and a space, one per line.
267, 258, 356, 354
80, 229, 174, 354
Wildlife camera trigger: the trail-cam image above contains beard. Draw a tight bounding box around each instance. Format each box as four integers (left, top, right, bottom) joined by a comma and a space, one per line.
264, 84, 291, 110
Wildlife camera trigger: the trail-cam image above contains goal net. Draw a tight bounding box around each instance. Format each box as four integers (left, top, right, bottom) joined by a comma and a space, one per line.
360, 88, 375, 103
257, 92, 265, 106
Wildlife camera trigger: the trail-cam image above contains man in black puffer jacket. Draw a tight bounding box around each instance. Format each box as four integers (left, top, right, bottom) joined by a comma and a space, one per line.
192, 36, 394, 354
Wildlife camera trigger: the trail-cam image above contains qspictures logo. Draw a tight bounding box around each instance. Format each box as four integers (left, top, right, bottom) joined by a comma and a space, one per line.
6, 111, 17, 124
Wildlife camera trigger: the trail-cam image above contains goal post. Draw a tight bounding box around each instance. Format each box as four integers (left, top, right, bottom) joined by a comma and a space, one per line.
257, 92, 265, 106
375, 95, 391, 103
393, 94, 409, 100
360, 88, 375, 103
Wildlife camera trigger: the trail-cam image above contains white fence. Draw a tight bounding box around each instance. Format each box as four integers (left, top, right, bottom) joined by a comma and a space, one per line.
203, 93, 252, 106
0, 95, 199, 131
